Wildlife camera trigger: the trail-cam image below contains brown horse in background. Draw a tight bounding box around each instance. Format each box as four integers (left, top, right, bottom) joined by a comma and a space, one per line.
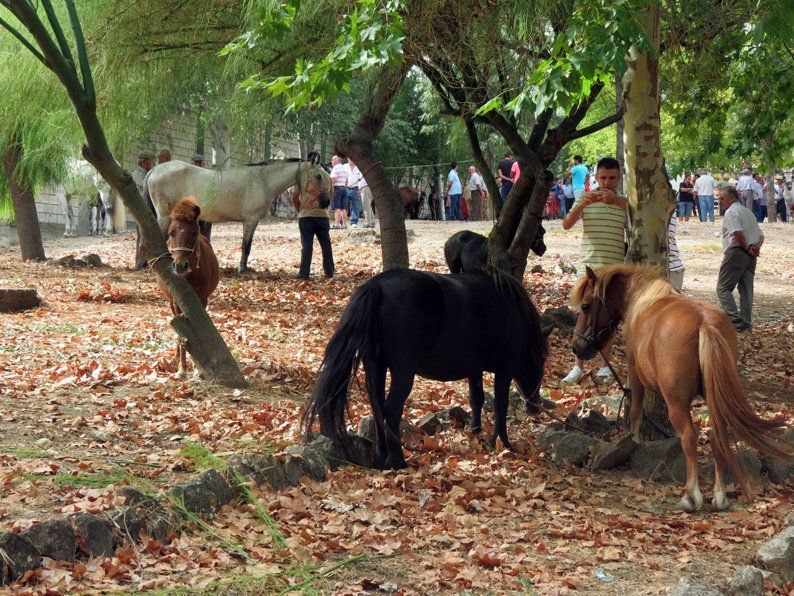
156, 197, 220, 378
398, 186, 424, 219
570, 264, 790, 511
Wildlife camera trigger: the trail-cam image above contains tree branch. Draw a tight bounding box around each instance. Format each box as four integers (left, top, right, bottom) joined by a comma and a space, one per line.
0, 15, 47, 66
567, 109, 624, 143
40, 0, 76, 72
65, 0, 94, 103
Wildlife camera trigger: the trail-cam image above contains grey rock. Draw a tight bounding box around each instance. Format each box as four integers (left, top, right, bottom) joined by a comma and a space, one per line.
542, 306, 577, 330
110, 507, 147, 543
580, 394, 625, 416
416, 413, 442, 436
629, 438, 687, 482
170, 469, 239, 515
564, 412, 583, 429
441, 406, 471, 429
284, 444, 327, 481
530, 264, 543, 274
755, 525, 794, 582
0, 532, 42, 584
759, 569, 783, 588
281, 454, 303, 486
117, 490, 178, 543
347, 434, 376, 468
21, 518, 76, 562
83, 253, 103, 268
590, 434, 638, 470
539, 430, 599, 467
667, 577, 722, 595
581, 410, 614, 435
760, 456, 793, 484
723, 450, 764, 486
69, 512, 115, 558
308, 435, 341, 470
228, 453, 287, 491
357, 417, 377, 443
0, 288, 41, 313
34, 437, 52, 448
726, 565, 764, 596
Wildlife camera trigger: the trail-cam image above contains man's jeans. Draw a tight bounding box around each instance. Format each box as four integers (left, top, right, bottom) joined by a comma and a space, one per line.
298, 217, 334, 278
698, 195, 714, 222
717, 247, 756, 328
448, 193, 463, 221
346, 188, 362, 225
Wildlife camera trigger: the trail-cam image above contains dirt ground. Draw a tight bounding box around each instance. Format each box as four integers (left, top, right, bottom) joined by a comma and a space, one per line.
0, 216, 791, 594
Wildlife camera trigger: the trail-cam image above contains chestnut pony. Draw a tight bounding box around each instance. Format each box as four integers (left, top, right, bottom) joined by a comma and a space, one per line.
571, 264, 790, 511
156, 197, 219, 377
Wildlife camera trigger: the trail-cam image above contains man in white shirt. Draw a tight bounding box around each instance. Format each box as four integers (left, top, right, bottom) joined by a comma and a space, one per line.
735, 169, 754, 209
346, 159, 364, 227
693, 169, 716, 222
330, 155, 349, 229
716, 187, 764, 331
751, 175, 765, 221
465, 165, 486, 221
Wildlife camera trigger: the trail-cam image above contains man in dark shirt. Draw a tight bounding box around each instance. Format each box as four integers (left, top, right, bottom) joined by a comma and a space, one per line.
678, 175, 695, 222
496, 152, 514, 217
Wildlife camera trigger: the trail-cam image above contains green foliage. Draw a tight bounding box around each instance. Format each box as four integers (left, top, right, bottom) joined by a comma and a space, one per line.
224, 0, 406, 112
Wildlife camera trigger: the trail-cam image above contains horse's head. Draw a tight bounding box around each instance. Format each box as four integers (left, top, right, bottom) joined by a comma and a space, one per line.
531, 224, 547, 257
167, 197, 202, 276
569, 266, 623, 360
298, 162, 333, 209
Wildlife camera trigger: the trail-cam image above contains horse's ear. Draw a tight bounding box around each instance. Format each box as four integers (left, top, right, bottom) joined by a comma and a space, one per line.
585, 266, 596, 283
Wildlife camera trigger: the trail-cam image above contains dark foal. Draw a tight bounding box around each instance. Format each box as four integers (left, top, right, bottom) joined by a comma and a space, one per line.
444, 228, 547, 275
303, 268, 549, 470
156, 197, 220, 377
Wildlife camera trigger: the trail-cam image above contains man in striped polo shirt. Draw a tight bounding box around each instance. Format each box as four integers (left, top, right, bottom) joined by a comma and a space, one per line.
561, 157, 628, 383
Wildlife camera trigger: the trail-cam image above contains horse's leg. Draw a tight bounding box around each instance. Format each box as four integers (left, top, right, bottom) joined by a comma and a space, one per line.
367, 364, 389, 469
627, 364, 645, 441
711, 436, 730, 511
490, 373, 512, 450
667, 400, 703, 511
383, 370, 414, 470
239, 219, 259, 273
468, 376, 485, 434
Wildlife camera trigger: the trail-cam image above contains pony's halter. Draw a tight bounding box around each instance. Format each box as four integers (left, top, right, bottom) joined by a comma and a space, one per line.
169, 222, 202, 270
574, 295, 621, 347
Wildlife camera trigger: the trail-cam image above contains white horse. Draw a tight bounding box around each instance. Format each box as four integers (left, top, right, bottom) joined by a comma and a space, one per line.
144, 154, 332, 272
54, 159, 114, 237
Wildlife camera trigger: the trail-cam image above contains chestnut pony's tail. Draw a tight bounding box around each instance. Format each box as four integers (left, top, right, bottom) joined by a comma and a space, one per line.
699, 323, 791, 493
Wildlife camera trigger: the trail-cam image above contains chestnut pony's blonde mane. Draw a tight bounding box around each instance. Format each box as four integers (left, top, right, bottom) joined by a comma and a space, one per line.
170, 197, 200, 222
571, 264, 679, 335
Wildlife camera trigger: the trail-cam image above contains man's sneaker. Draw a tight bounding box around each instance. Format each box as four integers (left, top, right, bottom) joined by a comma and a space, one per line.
596, 366, 613, 380
561, 365, 584, 384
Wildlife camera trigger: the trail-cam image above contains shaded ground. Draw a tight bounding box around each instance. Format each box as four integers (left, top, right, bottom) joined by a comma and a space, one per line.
0, 217, 791, 594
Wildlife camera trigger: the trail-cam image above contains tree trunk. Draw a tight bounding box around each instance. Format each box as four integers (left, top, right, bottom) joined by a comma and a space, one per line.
263, 121, 272, 161
336, 63, 410, 270
616, 75, 625, 196
507, 170, 554, 278
622, 2, 674, 439
2, 138, 46, 262
210, 117, 230, 168
463, 117, 500, 217
195, 110, 205, 156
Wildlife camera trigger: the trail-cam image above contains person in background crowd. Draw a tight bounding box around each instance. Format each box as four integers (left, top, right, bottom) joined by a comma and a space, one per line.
736, 169, 754, 209
726, 172, 738, 187
716, 186, 763, 331
510, 158, 521, 189
466, 165, 485, 221
569, 155, 588, 203
690, 173, 700, 219
783, 181, 794, 222
330, 155, 349, 229
553, 178, 567, 217
561, 156, 628, 384
157, 148, 172, 165
678, 174, 695, 222
496, 152, 514, 216
693, 168, 716, 222
292, 173, 334, 281
446, 162, 463, 221
133, 151, 154, 269
774, 177, 787, 222
359, 165, 376, 228
346, 158, 363, 227
562, 178, 574, 212
668, 210, 684, 291
751, 174, 765, 222
192, 154, 205, 167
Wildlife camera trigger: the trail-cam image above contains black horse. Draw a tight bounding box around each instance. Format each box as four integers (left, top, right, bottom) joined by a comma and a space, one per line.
302, 268, 550, 470
444, 228, 547, 275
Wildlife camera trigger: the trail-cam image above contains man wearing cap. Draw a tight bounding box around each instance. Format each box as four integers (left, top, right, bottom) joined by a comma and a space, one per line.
132, 151, 154, 269
192, 154, 206, 167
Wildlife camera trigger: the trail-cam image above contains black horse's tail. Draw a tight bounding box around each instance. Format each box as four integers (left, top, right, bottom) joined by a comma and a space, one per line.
302, 282, 382, 462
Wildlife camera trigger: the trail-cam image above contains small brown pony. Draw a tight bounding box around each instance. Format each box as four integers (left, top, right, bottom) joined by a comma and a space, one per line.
571, 264, 790, 511
156, 197, 220, 378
